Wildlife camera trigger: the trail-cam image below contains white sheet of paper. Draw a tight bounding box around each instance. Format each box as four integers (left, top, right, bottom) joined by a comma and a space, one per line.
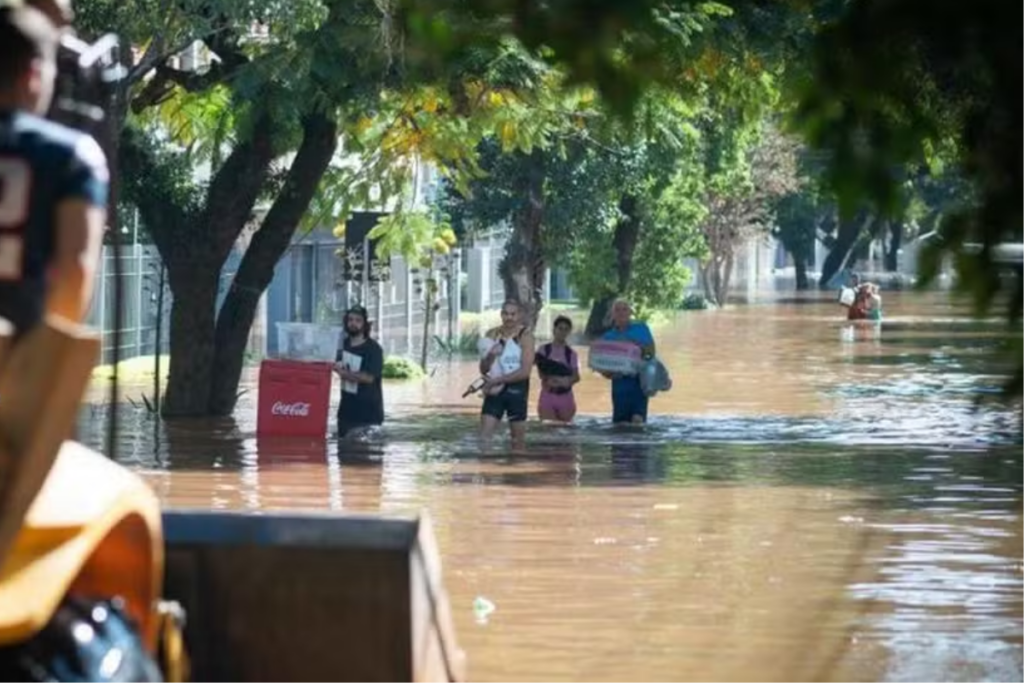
342, 351, 362, 395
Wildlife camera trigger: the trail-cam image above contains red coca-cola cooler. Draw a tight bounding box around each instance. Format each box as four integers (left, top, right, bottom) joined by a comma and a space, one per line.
256, 323, 342, 437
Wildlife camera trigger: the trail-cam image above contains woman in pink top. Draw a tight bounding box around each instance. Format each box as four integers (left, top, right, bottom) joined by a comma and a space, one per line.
535, 315, 581, 423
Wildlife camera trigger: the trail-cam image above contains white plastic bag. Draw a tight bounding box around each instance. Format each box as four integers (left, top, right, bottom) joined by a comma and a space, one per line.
639, 358, 672, 397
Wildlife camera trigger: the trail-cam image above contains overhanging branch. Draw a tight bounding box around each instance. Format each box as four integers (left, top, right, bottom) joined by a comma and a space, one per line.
128, 14, 251, 113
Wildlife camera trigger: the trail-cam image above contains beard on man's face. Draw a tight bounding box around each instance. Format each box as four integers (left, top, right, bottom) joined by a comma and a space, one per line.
346, 319, 365, 336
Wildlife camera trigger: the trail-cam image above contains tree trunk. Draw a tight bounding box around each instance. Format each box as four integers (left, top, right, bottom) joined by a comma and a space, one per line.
583, 194, 641, 337
701, 250, 734, 308
162, 270, 220, 416
794, 257, 809, 290
700, 263, 715, 306
719, 251, 734, 305
819, 211, 874, 288
585, 296, 614, 337
420, 280, 433, 372
613, 194, 641, 292
884, 220, 904, 272
122, 114, 275, 417
499, 151, 546, 328
207, 114, 339, 414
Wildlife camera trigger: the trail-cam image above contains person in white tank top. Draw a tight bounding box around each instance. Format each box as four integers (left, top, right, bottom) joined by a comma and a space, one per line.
478, 300, 535, 449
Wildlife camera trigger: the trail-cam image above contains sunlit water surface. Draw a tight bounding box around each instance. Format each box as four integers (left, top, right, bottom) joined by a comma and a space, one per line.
78, 291, 1022, 682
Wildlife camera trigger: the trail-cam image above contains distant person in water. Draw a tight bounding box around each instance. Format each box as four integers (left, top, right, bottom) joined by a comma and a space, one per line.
535, 315, 580, 423
479, 300, 535, 448
846, 281, 882, 321
599, 298, 655, 425
333, 305, 384, 437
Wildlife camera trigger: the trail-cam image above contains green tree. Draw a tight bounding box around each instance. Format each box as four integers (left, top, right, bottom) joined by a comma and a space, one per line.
698, 123, 800, 306
392, 3, 766, 324
444, 113, 707, 335
403, 0, 1022, 399
79, 0, 397, 416
317, 42, 597, 324
368, 212, 458, 371
559, 100, 710, 333
441, 139, 572, 326
793, 0, 1021, 394
772, 149, 839, 291
774, 187, 833, 291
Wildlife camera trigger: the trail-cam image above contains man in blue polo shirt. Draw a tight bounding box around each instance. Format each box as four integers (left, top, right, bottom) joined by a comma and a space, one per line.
600, 298, 656, 424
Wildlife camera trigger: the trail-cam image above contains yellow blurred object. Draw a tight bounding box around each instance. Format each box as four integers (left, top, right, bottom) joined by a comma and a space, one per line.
157, 599, 191, 682
0, 317, 102, 565
0, 442, 163, 650
0, 316, 185, 679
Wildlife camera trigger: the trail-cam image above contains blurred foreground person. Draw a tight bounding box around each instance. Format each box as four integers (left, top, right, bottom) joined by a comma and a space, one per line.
0, 2, 107, 341
0, 6, 187, 681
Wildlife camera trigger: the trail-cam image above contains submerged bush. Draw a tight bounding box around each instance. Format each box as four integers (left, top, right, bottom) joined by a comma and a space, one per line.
680, 293, 710, 310
433, 330, 482, 357
382, 356, 425, 380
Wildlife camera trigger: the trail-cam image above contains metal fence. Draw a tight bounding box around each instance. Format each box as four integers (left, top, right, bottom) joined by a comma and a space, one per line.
85, 228, 510, 367
85, 245, 171, 365
85, 244, 246, 365
266, 239, 461, 359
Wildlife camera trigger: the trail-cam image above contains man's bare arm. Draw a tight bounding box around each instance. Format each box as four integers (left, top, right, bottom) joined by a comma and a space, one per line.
46, 198, 104, 324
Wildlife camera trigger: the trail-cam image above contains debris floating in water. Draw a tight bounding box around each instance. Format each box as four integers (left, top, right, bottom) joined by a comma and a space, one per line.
838, 515, 864, 524
653, 503, 678, 511
473, 596, 496, 624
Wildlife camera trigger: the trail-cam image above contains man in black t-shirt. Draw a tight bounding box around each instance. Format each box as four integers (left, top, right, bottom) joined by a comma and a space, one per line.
333, 305, 384, 437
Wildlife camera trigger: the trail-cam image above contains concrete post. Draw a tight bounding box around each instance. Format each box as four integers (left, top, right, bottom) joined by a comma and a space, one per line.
465, 247, 489, 313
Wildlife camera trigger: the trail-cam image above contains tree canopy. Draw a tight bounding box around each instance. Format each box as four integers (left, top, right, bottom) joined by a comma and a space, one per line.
72, 0, 1021, 418
401, 0, 1022, 395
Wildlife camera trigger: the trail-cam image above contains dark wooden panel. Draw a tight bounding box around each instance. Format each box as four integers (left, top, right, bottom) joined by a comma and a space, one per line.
162, 510, 463, 682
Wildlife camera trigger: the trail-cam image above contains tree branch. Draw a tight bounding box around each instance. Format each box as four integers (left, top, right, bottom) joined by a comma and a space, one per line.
228, 113, 340, 295
129, 14, 251, 113
118, 125, 191, 262
199, 113, 277, 262
207, 113, 340, 413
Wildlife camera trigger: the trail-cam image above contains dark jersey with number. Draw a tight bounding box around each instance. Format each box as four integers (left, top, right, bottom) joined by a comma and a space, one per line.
0, 109, 108, 333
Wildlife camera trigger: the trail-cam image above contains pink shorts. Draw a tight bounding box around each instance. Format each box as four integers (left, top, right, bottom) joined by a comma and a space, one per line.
538, 389, 576, 422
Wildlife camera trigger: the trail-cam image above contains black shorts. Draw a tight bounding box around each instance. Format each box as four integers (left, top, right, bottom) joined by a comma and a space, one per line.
481, 382, 529, 422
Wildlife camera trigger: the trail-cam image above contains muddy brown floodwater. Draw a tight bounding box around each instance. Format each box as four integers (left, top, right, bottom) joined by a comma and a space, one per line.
78, 290, 1022, 682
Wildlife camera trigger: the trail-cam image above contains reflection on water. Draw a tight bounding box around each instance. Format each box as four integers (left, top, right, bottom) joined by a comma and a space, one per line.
78, 291, 1022, 682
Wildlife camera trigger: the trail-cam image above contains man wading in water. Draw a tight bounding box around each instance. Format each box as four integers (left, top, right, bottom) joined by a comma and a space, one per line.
333, 305, 384, 437
599, 298, 656, 425
479, 300, 535, 449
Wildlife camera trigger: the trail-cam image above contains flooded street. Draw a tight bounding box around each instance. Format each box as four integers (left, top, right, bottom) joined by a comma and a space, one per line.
78, 291, 1022, 682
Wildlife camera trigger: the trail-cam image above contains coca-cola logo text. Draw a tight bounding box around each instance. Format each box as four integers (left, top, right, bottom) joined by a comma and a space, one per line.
271, 401, 311, 417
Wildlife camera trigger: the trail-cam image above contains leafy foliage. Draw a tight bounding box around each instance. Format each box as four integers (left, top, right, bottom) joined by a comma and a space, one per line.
699, 122, 801, 306
792, 0, 1021, 395
78, 0, 1021, 411
398, 0, 734, 116
369, 211, 459, 371
304, 43, 598, 239
382, 355, 425, 380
